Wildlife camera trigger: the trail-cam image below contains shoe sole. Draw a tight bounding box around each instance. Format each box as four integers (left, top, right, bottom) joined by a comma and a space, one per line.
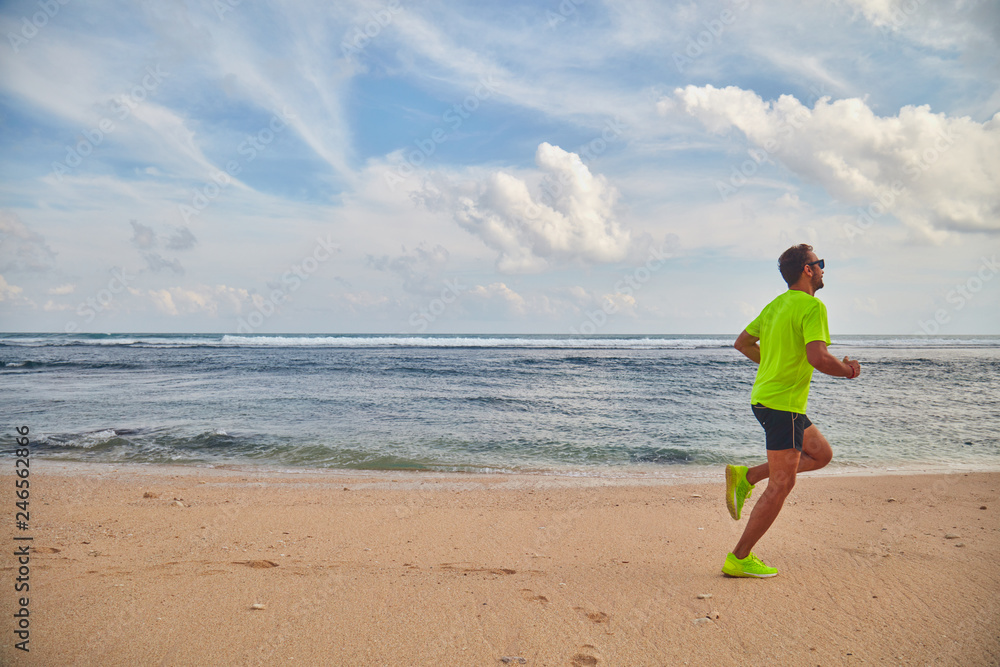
725, 465, 739, 520
722, 567, 777, 578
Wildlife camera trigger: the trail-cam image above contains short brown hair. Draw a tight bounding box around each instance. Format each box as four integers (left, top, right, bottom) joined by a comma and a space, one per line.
778, 244, 813, 286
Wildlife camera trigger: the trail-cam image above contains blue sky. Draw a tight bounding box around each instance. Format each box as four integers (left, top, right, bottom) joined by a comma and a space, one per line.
1, 0, 997, 334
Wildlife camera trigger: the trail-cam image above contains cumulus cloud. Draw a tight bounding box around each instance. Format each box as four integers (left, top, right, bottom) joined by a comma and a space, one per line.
143, 252, 185, 275
423, 143, 632, 273
0, 275, 23, 301
0, 211, 56, 272
366, 243, 450, 294
146, 285, 251, 316
673, 84, 1000, 238
129, 220, 196, 273
165, 226, 198, 251
131, 220, 198, 251
129, 220, 157, 249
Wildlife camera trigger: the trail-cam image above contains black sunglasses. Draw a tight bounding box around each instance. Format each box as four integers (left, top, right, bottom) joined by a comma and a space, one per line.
805, 259, 825, 270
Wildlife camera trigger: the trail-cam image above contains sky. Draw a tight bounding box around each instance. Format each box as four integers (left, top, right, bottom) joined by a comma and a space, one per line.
0, 0, 998, 335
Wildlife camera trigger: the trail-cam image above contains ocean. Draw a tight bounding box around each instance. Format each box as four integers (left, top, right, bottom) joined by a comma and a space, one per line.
3, 333, 999, 476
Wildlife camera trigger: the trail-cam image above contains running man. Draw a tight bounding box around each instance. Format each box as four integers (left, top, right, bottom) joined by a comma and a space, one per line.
722, 244, 860, 578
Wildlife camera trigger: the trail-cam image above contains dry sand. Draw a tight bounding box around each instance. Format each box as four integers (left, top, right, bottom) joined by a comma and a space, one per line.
2, 463, 998, 666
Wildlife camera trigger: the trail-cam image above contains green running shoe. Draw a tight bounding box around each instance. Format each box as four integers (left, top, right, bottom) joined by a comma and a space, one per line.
722, 552, 778, 578
725, 464, 754, 520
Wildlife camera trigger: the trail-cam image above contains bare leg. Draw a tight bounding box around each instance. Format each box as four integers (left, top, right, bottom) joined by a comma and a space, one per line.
733, 426, 832, 559
733, 448, 799, 559
745, 425, 832, 485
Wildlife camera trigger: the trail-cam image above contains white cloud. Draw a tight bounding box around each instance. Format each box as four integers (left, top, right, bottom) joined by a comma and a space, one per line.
43, 300, 73, 312
366, 243, 450, 294
426, 143, 632, 273
147, 285, 251, 317
840, 0, 999, 51
853, 296, 880, 315
466, 282, 529, 316
0, 211, 57, 272
48, 284, 76, 295
673, 84, 1000, 239
0, 275, 23, 302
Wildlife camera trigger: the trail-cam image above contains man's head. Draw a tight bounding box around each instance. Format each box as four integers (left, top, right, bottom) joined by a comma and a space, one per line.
778, 243, 824, 291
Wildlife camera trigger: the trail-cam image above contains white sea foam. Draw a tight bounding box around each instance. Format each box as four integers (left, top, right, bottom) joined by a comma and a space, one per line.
217, 335, 732, 349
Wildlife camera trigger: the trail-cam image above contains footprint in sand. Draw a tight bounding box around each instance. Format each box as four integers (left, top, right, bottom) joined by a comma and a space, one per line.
233, 560, 279, 569
520, 588, 549, 604
439, 563, 516, 576
570, 644, 601, 666
574, 606, 609, 623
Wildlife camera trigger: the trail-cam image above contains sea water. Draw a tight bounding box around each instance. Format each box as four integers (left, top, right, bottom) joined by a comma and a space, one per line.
2, 333, 998, 475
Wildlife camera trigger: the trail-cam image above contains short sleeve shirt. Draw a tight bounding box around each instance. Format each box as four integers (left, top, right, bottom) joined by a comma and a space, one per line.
745, 290, 831, 414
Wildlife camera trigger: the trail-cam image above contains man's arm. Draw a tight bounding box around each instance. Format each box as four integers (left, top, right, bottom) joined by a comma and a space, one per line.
805, 340, 860, 378
734, 330, 761, 364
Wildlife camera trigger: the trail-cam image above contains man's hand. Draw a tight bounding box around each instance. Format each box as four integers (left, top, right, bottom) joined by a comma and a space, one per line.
842, 356, 860, 379
806, 340, 861, 378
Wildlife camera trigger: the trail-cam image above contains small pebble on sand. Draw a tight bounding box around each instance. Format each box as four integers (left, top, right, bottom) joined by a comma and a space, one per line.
250, 603, 265, 610
697, 593, 712, 599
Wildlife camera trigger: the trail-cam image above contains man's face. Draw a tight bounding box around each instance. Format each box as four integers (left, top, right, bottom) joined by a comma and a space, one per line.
805, 251, 824, 291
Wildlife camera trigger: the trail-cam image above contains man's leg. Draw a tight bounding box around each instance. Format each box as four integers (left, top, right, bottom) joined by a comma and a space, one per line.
745, 425, 832, 486
732, 447, 800, 560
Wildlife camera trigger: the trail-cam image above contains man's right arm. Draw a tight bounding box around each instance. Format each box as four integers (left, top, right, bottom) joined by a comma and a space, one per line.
734, 330, 761, 364
805, 340, 860, 378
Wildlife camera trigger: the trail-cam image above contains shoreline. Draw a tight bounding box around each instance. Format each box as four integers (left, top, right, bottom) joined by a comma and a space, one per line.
23, 457, 1000, 487
2, 465, 997, 665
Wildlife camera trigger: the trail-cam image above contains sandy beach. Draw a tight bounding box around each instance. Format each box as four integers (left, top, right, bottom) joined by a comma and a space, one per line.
2, 463, 997, 666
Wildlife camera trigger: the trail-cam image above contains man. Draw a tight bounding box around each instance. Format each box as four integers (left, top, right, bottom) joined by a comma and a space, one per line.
722, 244, 860, 578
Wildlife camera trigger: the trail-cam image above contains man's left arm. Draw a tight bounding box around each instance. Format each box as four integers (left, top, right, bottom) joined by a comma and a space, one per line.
734, 330, 761, 364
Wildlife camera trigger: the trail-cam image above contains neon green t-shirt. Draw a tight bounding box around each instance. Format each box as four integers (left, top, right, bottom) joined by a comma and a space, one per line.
745, 290, 831, 414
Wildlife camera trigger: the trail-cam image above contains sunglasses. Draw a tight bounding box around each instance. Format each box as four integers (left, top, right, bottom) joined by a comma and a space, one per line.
806, 259, 825, 270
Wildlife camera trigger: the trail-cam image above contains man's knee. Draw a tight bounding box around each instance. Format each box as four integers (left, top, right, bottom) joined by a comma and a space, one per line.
804, 427, 832, 467
767, 468, 797, 495
816, 448, 833, 468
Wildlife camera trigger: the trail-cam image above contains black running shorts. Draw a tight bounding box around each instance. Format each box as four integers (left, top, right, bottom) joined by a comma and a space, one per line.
751, 403, 813, 451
